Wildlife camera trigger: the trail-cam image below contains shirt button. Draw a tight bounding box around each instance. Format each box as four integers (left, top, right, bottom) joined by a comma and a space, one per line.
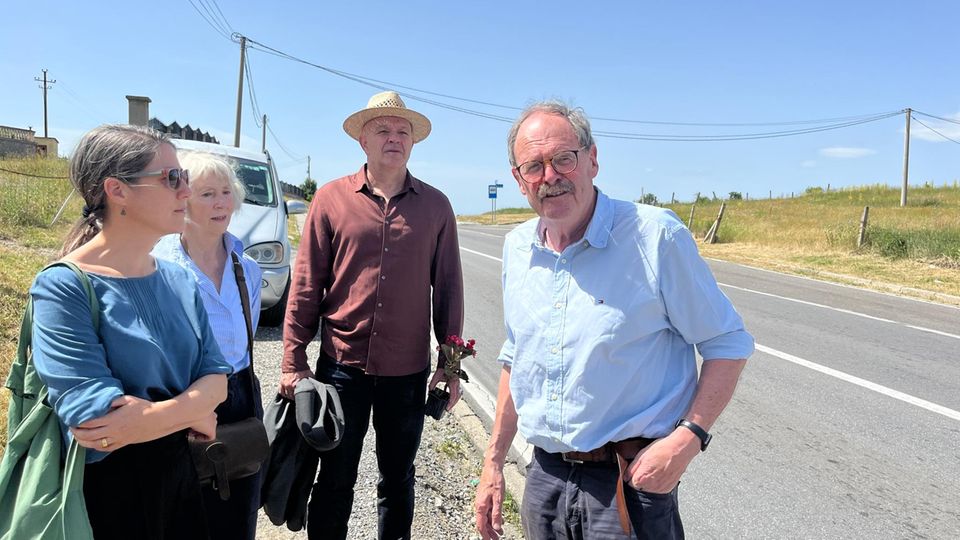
551, 394, 558, 401
373, 331, 379, 336
551, 347, 558, 354
554, 302, 562, 309
384, 247, 389, 252
377, 302, 383, 307
561, 258, 567, 264
381, 275, 386, 280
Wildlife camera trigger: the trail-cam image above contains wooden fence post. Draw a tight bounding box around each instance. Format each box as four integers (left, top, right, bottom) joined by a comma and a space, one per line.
688, 203, 696, 230
857, 206, 870, 248
703, 202, 726, 244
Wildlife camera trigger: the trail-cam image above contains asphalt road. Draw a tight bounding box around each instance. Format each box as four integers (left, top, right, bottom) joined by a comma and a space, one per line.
456, 222, 960, 540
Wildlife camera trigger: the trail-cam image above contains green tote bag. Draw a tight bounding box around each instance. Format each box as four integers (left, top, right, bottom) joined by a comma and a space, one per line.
0, 262, 96, 540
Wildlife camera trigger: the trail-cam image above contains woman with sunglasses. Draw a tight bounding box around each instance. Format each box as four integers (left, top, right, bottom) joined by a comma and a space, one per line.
29, 124, 231, 539
154, 150, 264, 540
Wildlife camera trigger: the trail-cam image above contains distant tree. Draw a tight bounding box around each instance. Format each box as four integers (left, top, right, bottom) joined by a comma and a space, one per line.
695, 193, 710, 204
635, 193, 658, 206
804, 186, 824, 195
301, 177, 317, 201
728, 191, 743, 200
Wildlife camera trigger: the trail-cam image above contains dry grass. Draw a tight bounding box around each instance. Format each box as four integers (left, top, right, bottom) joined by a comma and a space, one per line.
0, 157, 74, 455
458, 183, 960, 303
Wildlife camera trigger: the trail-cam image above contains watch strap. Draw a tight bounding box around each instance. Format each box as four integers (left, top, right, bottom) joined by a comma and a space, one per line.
676, 419, 711, 451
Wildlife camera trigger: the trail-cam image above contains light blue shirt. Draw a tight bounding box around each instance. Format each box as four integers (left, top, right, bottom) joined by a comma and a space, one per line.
499, 190, 754, 453
154, 232, 262, 372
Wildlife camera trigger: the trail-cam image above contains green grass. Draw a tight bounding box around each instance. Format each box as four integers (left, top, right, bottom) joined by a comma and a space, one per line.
458, 183, 960, 299
0, 157, 75, 455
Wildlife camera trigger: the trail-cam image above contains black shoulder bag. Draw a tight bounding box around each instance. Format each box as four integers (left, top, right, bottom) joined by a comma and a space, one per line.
189, 252, 270, 500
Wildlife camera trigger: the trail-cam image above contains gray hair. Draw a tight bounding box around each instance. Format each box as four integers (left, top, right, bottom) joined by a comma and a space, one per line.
506, 100, 596, 167
60, 124, 170, 257
177, 150, 246, 212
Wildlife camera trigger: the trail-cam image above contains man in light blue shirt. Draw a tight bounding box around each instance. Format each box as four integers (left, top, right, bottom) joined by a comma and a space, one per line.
474, 101, 754, 540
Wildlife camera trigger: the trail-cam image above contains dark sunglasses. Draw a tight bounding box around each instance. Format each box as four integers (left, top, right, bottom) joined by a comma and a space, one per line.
125, 168, 190, 190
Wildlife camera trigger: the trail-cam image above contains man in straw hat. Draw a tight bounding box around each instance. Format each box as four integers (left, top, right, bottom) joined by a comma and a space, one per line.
280, 90, 464, 539
474, 100, 754, 539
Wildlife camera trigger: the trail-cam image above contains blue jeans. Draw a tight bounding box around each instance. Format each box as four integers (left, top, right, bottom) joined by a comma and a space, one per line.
306, 358, 428, 540
521, 447, 685, 540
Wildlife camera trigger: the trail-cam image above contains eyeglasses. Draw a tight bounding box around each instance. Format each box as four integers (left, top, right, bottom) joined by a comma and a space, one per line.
125, 168, 190, 190
515, 147, 586, 184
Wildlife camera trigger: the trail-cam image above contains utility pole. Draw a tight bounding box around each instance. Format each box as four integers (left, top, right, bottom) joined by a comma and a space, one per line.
261, 114, 267, 153
307, 155, 311, 178
234, 35, 247, 148
900, 108, 911, 207
34, 69, 56, 137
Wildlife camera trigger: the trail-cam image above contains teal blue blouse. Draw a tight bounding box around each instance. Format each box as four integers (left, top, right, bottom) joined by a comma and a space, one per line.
30, 260, 232, 462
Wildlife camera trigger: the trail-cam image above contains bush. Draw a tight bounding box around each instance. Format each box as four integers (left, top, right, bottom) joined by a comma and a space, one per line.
864, 227, 960, 261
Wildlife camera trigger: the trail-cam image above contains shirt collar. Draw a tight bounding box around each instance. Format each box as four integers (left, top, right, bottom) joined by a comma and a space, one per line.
351, 164, 421, 195
527, 188, 613, 251
223, 231, 245, 256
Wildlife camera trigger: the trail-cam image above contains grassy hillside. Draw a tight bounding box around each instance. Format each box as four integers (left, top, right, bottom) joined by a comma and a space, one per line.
0, 156, 76, 454
460, 183, 960, 301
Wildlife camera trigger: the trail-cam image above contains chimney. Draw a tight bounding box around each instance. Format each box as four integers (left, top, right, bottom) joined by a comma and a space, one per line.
126, 95, 152, 126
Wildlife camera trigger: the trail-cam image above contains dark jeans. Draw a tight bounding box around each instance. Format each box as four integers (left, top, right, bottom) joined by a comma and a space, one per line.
201, 368, 265, 540
306, 358, 428, 540
84, 431, 209, 540
521, 447, 684, 540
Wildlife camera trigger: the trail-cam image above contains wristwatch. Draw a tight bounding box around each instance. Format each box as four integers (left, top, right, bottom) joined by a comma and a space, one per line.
675, 419, 712, 451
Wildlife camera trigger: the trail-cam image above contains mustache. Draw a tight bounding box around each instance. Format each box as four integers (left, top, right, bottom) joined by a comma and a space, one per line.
537, 180, 574, 199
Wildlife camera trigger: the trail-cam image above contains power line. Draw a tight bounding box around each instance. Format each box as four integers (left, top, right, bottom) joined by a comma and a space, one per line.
243, 36, 904, 129
266, 123, 303, 161
913, 110, 960, 126
0, 166, 69, 179
591, 112, 903, 141
231, 34, 907, 142
203, 0, 234, 34
911, 115, 960, 145
244, 54, 264, 127
186, 0, 230, 39
195, 0, 231, 37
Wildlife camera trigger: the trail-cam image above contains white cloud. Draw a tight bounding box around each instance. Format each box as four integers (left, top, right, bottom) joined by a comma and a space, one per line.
800, 160, 817, 168
911, 112, 960, 143
819, 147, 877, 158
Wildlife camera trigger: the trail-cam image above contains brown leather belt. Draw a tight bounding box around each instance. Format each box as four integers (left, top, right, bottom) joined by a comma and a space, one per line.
558, 436, 655, 536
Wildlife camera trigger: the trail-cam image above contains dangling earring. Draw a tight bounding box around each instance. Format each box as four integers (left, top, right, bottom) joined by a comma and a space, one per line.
120, 207, 127, 216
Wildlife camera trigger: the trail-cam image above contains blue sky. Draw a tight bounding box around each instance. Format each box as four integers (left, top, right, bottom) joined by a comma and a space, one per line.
2, 1, 958, 214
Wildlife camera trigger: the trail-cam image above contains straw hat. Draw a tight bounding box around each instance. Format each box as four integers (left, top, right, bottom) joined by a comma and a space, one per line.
342, 91, 432, 143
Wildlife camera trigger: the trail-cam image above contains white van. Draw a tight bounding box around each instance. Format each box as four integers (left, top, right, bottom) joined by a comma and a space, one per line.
172, 139, 307, 326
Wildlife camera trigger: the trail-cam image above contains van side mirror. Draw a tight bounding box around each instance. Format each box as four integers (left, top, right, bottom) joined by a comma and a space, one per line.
286, 200, 308, 215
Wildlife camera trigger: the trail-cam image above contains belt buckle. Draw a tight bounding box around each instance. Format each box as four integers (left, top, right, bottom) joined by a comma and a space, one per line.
561, 452, 584, 464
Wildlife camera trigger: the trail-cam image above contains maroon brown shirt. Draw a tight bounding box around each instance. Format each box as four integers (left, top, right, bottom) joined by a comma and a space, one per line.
282, 165, 464, 376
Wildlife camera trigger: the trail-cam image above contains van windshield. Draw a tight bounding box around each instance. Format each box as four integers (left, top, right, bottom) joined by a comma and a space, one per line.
236, 159, 276, 207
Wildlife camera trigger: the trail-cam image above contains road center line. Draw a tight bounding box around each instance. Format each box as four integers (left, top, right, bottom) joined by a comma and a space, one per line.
457, 245, 960, 421
460, 246, 502, 262
756, 343, 960, 422
721, 283, 960, 341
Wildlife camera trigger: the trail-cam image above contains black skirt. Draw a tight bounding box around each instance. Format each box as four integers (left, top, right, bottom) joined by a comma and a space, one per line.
84, 430, 209, 540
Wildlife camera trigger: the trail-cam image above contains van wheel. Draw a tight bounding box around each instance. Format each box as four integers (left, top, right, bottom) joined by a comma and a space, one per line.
260, 279, 289, 327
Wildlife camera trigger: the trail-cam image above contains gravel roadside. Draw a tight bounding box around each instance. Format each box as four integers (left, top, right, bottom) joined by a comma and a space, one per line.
250, 325, 523, 539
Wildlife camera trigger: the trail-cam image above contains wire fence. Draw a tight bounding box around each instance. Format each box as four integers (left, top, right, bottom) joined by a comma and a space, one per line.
0, 160, 77, 227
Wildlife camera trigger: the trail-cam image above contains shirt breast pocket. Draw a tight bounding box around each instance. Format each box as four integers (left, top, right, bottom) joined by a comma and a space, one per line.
579, 291, 665, 342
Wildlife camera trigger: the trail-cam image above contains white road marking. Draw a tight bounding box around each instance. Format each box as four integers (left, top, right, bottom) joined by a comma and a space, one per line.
721, 283, 960, 340
456, 244, 960, 426
756, 343, 960, 422
460, 246, 503, 263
